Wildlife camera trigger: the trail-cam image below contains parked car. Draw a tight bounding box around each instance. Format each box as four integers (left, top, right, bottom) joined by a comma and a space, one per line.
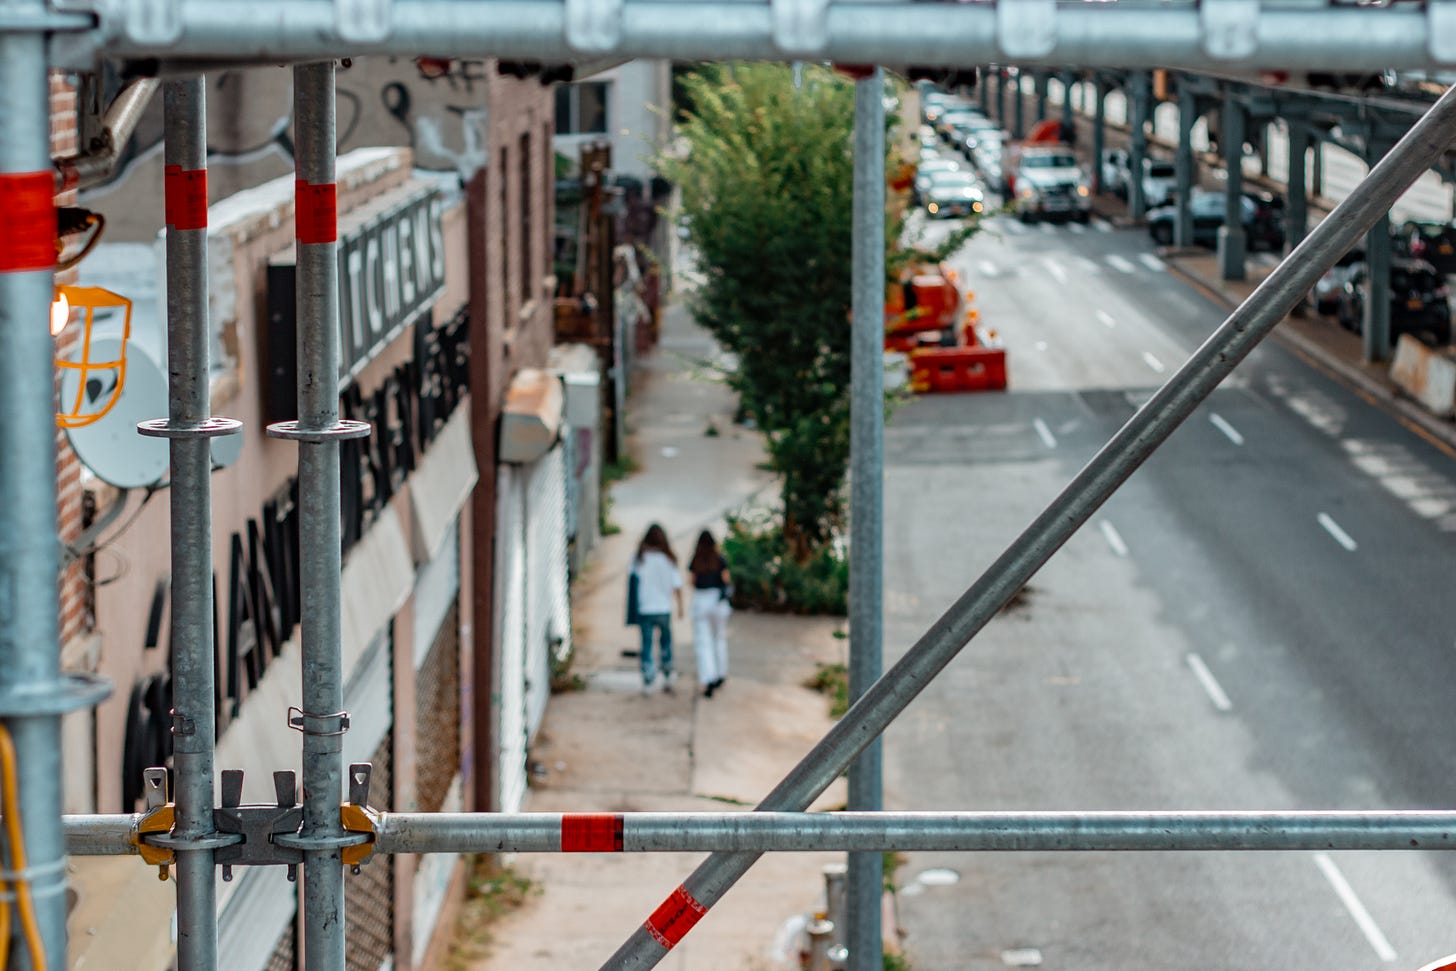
913, 157, 963, 204
937, 108, 986, 141
1401, 219, 1456, 275
1332, 257, 1452, 346
1146, 190, 1285, 251
951, 117, 1002, 160
923, 171, 985, 219
1308, 247, 1366, 316
1100, 149, 1176, 205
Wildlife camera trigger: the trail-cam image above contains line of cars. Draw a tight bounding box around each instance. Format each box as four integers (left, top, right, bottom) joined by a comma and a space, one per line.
917, 91, 997, 219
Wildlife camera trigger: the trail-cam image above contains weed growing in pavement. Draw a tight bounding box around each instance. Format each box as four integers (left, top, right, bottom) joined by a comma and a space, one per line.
804, 661, 849, 718
445, 857, 540, 969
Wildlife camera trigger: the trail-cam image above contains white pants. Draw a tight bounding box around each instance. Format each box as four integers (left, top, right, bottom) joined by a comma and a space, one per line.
691, 589, 731, 686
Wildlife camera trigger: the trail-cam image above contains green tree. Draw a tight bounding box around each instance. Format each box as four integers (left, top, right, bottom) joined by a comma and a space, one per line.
663, 63, 977, 559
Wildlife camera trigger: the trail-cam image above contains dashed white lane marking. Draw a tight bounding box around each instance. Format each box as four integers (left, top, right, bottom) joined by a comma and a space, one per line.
1105, 254, 1137, 273
1141, 351, 1166, 373
1317, 512, 1359, 552
1210, 412, 1244, 445
1092, 217, 1113, 232
1100, 520, 1129, 557
1313, 854, 1398, 963
1038, 221, 1056, 234
1096, 309, 1116, 328
1042, 258, 1068, 284
1072, 255, 1102, 274
1003, 219, 1028, 234
1032, 418, 1057, 449
1185, 653, 1233, 712
1139, 252, 1167, 272
1067, 221, 1086, 234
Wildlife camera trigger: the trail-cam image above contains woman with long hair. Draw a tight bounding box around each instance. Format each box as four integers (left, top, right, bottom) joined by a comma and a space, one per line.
688, 529, 732, 698
631, 523, 683, 694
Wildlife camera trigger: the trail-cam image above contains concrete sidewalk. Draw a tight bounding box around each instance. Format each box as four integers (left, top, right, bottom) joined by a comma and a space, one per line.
1162, 250, 1456, 454
468, 302, 852, 970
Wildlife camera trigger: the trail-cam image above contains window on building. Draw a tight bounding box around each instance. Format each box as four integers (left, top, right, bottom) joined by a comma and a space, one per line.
555, 81, 609, 134
520, 131, 532, 302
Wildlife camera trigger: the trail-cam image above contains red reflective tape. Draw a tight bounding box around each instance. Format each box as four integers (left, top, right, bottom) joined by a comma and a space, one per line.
164, 165, 208, 231
561, 814, 624, 852
643, 885, 707, 950
0, 172, 56, 273
295, 179, 337, 244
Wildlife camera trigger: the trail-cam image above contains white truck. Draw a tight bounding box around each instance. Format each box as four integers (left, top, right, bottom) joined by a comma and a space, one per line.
1003, 144, 1092, 223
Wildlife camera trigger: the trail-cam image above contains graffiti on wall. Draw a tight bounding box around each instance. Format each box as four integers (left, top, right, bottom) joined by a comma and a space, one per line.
83, 58, 494, 241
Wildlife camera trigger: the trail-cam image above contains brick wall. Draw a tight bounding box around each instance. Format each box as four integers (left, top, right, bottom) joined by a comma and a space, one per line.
50, 72, 93, 648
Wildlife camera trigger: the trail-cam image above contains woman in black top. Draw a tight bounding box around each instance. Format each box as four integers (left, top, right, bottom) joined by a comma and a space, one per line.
688, 530, 732, 697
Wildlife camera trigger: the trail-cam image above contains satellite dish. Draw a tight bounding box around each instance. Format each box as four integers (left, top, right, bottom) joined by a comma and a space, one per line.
211, 424, 243, 470
61, 338, 169, 488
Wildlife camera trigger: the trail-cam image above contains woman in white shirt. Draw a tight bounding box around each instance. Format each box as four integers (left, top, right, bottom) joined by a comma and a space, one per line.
631, 523, 683, 694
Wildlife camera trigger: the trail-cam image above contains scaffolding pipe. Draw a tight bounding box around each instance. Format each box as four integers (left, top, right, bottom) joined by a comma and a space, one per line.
847, 66, 884, 971
62, 815, 142, 856
284, 61, 350, 971
54, 77, 159, 193
0, 3, 74, 964
600, 80, 1456, 971
364, 811, 1456, 855
160, 76, 221, 971
90, 3, 1450, 71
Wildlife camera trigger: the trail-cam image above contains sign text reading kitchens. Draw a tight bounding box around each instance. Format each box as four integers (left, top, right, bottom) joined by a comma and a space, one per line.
337, 187, 447, 380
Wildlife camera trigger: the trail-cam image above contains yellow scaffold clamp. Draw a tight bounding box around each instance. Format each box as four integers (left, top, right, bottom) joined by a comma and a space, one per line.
134, 768, 175, 880
340, 761, 380, 873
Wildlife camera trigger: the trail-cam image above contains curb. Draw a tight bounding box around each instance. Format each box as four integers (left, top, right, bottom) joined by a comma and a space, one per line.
1164, 258, 1456, 456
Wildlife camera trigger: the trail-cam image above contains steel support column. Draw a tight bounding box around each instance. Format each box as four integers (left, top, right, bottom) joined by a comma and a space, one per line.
1286, 120, 1311, 254
1217, 92, 1247, 281
1091, 77, 1106, 195
847, 67, 884, 971
979, 70, 989, 114
1363, 139, 1394, 362
994, 67, 1006, 128
1060, 71, 1075, 133
1013, 68, 1024, 139
1175, 82, 1196, 248
600, 77, 1456, 971
1128, 71, 1149, 220
1034, 70, 1048, 123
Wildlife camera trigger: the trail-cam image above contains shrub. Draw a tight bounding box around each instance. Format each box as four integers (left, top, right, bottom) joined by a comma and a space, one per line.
722, 508, 848, 615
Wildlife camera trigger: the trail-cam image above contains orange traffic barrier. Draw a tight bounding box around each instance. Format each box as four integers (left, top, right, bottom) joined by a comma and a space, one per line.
909, 345, 1007, 393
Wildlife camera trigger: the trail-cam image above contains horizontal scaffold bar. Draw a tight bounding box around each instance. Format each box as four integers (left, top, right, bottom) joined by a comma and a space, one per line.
65, 811, 1456, 857
82, 2, 1454, 72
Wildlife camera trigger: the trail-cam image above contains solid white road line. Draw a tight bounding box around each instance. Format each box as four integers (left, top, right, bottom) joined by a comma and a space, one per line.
1313, 854, 1398, 963
1317, 512, 1359, 552
1042, 258, 1068, 284
1100, 520, 1129, 557
1096, 309, 1116, 328
1138, 252, 1167, 272
1209, 412, 1245, 446
1033, 418, 1057, 449
1185, 653, 1233, 711
1105, 254, 1137, 273
1141, 351, 1166, 373
1092, 217, 1113, 232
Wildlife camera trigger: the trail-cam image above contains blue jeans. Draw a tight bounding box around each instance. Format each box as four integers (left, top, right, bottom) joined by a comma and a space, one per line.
637, 614, 673, 683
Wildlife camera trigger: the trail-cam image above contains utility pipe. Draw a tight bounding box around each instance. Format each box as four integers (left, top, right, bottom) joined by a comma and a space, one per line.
600, 78, 1456, 971
54, 77, 159, 193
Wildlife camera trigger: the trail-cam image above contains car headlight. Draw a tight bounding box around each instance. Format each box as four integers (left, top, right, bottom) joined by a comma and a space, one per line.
1019, 186, 1036, 198
1077, 185, 1090, 197
927, 203, 939, 214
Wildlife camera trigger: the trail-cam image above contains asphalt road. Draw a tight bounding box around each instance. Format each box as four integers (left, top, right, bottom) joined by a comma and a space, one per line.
881, 208, 1456, 969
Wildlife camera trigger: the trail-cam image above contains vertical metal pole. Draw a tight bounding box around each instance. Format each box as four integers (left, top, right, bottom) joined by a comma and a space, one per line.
1175, 82, 1196, 248
1060, 71, 1075, 131
847, 67, 884, 971
1286, 120, 1310, 254
1012, 68, 1024, 139
1091, 78, 1106, 195
994, 67, 1006, 127
0, 4, 70, 965
978, 71, 989, 114
1034, 71, 1047, 123
1128, 71, 1148, 221
1363, 138, 1393, 362
162, 77, 221, 971
1218, 92, 1247, 281
293, 61, 347, 971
